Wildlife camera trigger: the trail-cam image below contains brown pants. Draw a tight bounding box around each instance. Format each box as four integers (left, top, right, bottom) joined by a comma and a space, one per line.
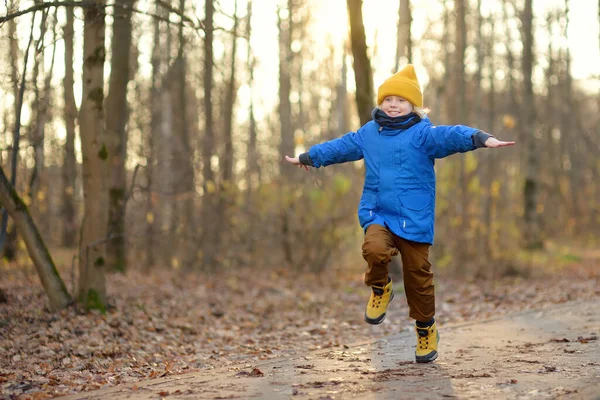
362, 224, 434, 322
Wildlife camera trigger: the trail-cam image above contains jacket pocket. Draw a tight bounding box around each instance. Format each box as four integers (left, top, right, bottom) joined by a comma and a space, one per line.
358, 202, 376, 227
399, 193, 433, 234
358, 191, 378, 228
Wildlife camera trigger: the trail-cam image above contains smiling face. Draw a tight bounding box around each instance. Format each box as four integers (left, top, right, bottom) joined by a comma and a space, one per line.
380, 95, 414, 117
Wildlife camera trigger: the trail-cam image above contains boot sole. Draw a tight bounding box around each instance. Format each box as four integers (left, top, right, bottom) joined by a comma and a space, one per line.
364, 291, 394, 325
416, 351, 438, 363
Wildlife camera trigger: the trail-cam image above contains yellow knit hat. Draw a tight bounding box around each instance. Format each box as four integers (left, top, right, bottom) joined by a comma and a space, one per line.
377, 64, 423, 107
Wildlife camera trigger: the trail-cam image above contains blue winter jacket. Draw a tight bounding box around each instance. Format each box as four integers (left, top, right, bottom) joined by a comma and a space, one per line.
306, 114, 481, 245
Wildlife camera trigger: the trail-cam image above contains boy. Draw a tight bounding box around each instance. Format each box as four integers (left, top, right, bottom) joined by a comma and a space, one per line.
285, 64, 514, 363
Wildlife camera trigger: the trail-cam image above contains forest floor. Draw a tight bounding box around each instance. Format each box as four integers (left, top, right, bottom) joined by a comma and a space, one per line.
58, 299, 600, 400
1, 243, 599, 399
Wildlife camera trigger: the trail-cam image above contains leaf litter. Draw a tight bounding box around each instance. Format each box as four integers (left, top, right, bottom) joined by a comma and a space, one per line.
1, 258, 598, 399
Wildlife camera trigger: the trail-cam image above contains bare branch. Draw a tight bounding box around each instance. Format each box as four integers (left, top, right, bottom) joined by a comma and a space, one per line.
0, 0, 198, 29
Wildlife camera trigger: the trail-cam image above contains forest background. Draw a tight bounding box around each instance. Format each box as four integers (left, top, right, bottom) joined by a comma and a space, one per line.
0, 0, 599, 397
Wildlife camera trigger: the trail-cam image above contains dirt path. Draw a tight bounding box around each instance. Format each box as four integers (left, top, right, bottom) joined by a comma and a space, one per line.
59, 300, 600, 399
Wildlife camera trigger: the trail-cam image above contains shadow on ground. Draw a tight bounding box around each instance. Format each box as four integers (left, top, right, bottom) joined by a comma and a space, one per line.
59, 300, 600, 399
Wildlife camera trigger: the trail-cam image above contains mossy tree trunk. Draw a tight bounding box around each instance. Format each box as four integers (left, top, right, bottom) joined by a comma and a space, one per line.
78, 0, 108, 311
0, 165, 71, 310
105, 0, 135, 273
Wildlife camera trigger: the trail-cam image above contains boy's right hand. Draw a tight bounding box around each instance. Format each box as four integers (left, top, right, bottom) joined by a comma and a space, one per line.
285, 155, 308, 171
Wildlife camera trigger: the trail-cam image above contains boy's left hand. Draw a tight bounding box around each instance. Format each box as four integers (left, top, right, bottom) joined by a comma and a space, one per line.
484, 137, 515, 148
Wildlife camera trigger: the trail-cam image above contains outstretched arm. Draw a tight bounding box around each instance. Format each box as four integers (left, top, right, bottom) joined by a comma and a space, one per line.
284, 128, 365, 169
422, 125, 514, 159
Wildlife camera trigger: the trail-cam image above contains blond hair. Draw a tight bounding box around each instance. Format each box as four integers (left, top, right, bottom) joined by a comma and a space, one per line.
414, 106, 429, 119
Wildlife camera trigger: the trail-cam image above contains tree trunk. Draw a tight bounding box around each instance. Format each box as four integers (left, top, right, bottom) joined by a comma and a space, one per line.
474, 0, 487, 267
218, 0, 239, 248
29, 14, 44, 212
0, 165, 71, 310
1, 4, 32, 261
452, 0, 469, 268
201, 0, 218, 268
62, 6, 78, 247
245, 0, 260, 195
485, 22, 497, 268
173, 0, 197, 268
29, 9, 56, 239
561, 0, 580, 233
78, 0, 108, 311
105, 0, 134, 273
394, 0, 412, 71
222, 2, 238, 188
335, 46, 349, 135
481, 13, 497, 273
277, 4, 294, 177
144, 2, 164, 271
521, 0, 542, 249
437, 0, 451, 121
346, 0, 374, 125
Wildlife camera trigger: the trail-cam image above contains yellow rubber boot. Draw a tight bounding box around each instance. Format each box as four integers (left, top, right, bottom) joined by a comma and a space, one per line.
364, 279, 394, 325
415, 321, 440, 363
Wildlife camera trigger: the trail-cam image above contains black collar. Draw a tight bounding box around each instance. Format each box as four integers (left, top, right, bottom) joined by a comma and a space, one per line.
371, 108, 421, 130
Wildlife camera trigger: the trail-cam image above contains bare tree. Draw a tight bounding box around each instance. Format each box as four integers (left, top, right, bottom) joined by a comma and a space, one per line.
483, 17, 497, 267
0, 2, 33, 261
172, 0, 197, 268
105, 0, 135, 272
78, 0, 109, 310
520, 0, 542, 249
277, 2, 294, 177
62, 5, 78, 247
448, 0, 470, 267
200, 0, 218, 268
244, 0, 260, 195
219, 0, 239, 206
560, 0, 582, 231
346, 0, 374, 125
394, 0, 412, 71
29, 9, 58, 239
144, 1, 162, 271
335, 45, 350, 136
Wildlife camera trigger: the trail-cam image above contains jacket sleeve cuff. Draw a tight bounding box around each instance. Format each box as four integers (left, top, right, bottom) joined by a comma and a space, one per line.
298, 152, 314, 166
472, 130, 494, 148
